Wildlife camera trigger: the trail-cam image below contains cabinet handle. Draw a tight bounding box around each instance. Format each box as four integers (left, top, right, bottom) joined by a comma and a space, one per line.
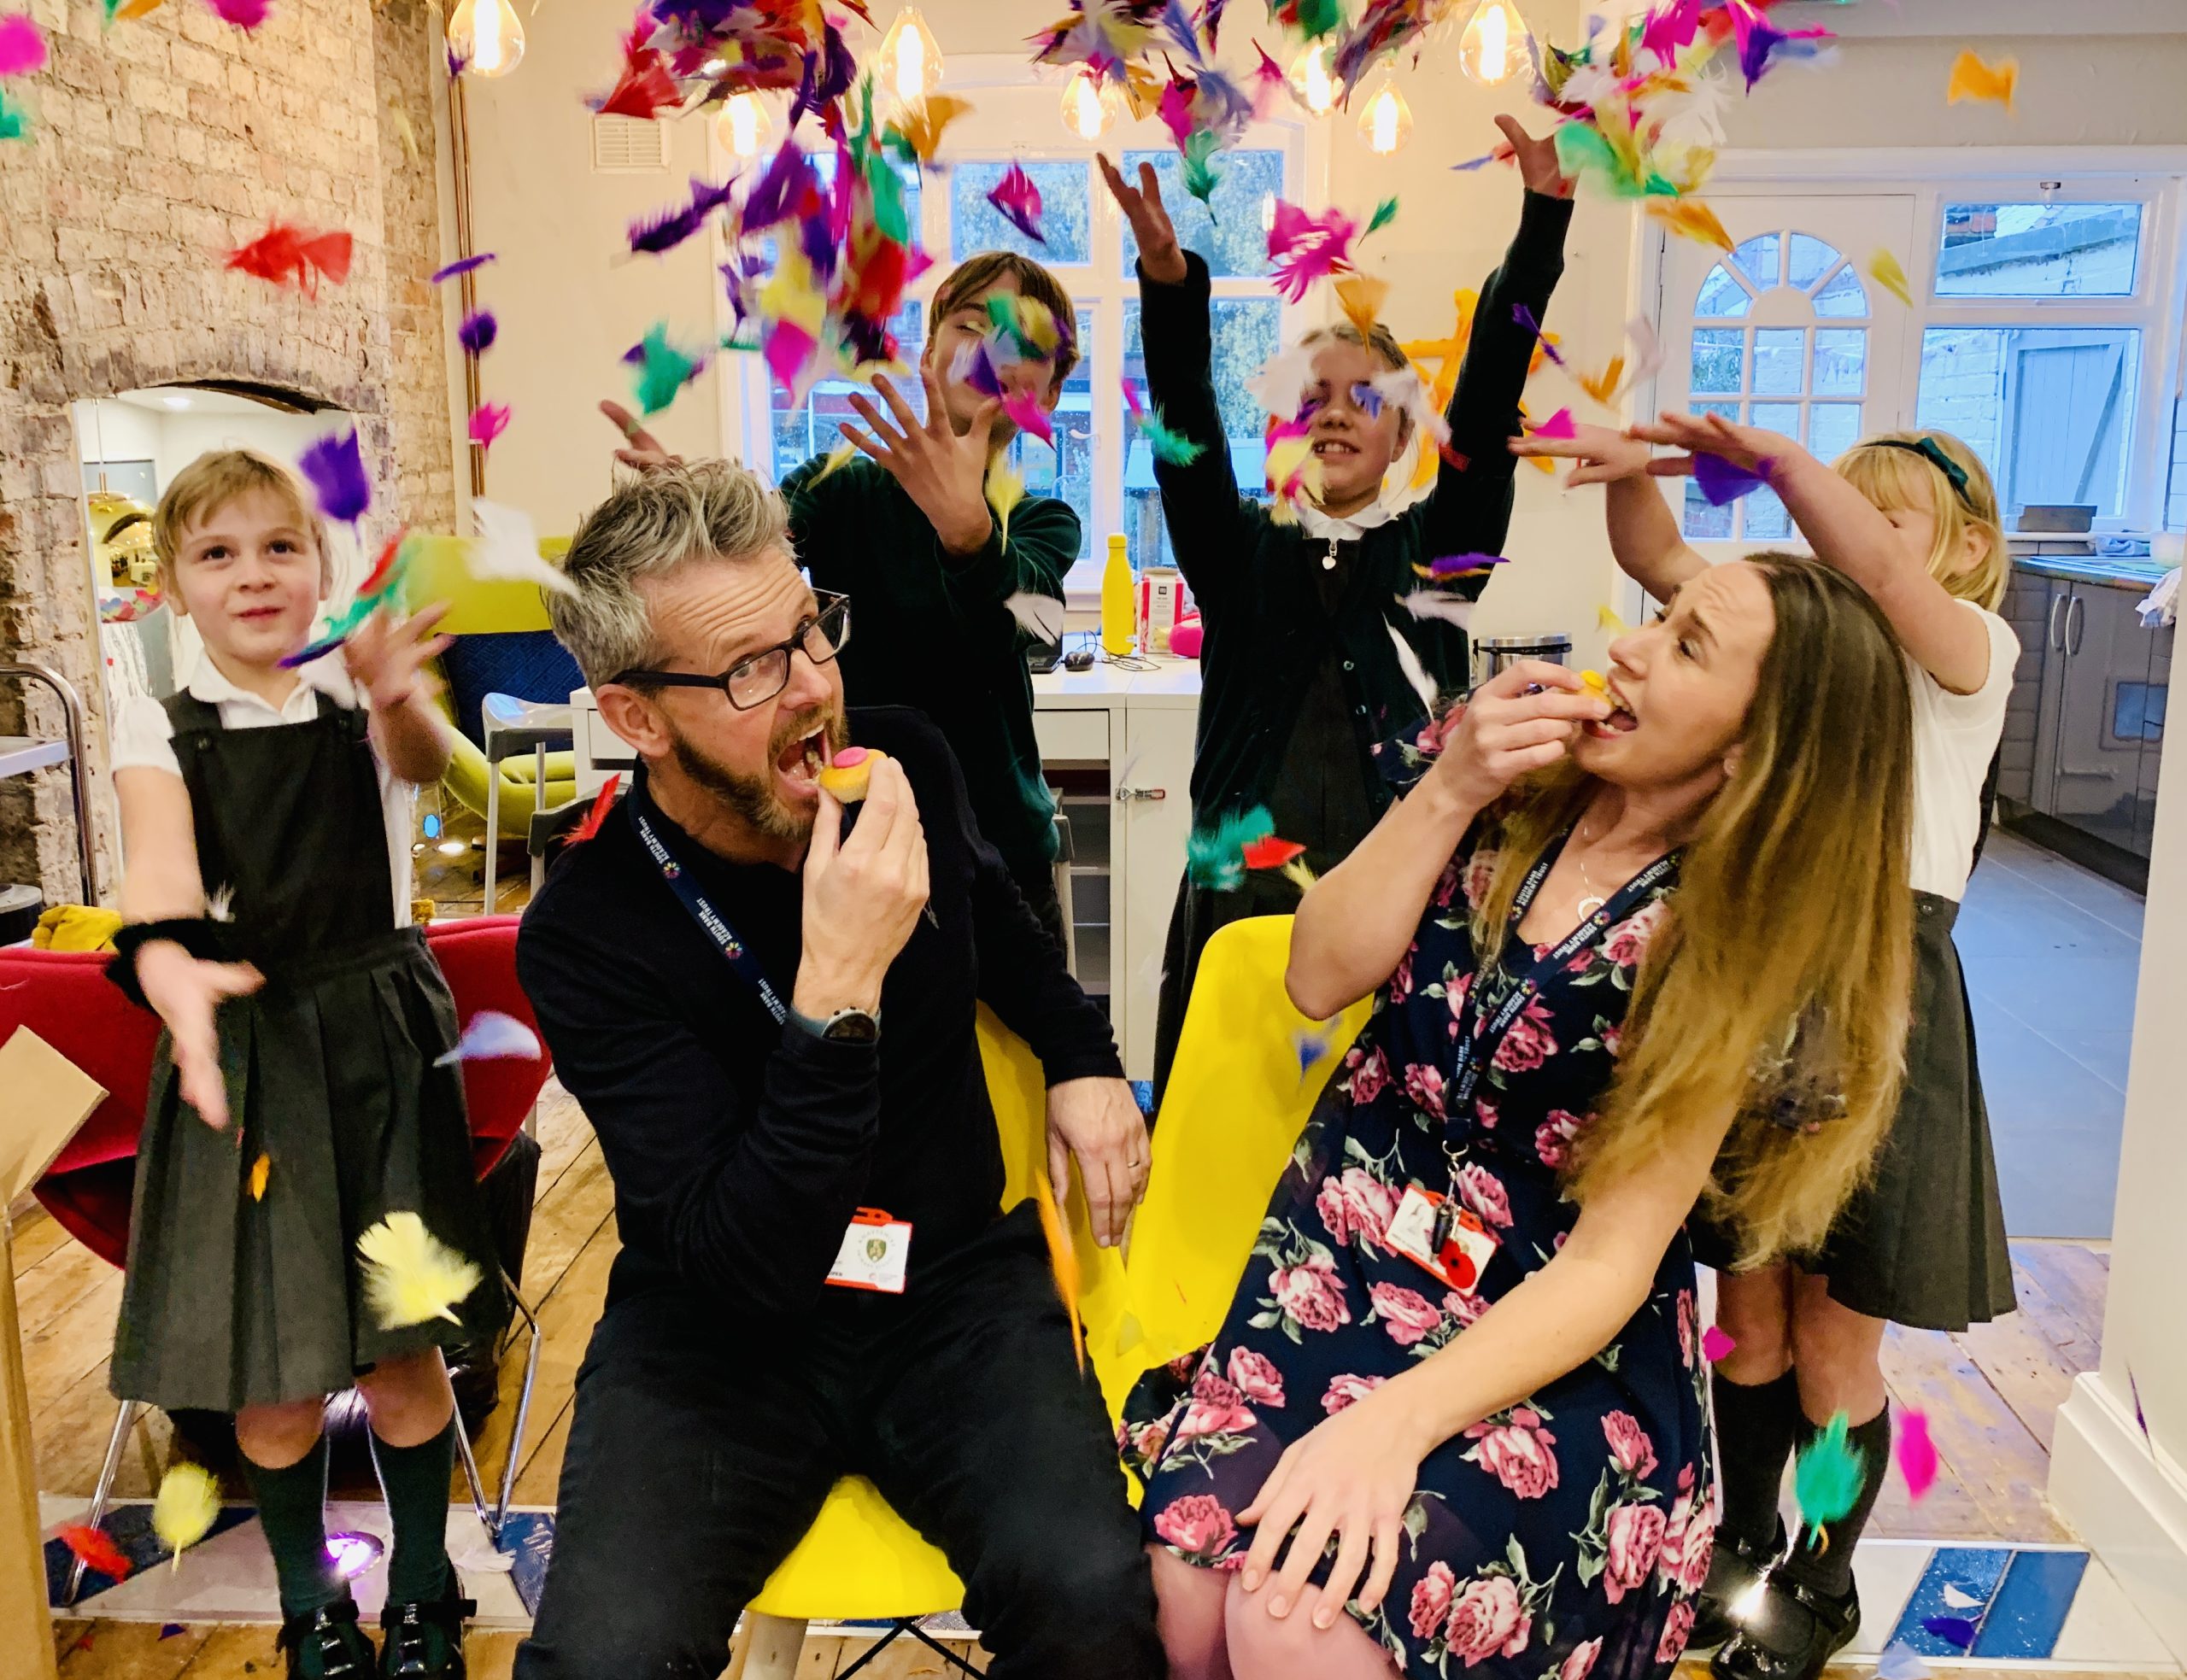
2055, 767, 2117, 780
1115, 786, 1167, 802
2067, 594, 2085, 655
2048, 592, 2069, 652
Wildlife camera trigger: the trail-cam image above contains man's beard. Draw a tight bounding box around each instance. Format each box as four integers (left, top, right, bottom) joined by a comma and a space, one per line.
665, 705, 847, 846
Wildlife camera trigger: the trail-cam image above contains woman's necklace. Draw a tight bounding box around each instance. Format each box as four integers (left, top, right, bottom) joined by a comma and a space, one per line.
1570, 822, 1609, 921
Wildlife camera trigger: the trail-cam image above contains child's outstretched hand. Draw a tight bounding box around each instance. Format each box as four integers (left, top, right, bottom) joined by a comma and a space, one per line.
344, 602, 453, 714
1510, 421, 1654, 486
1629, 411, 1810, 481
841, 370, 1001, 556
137, 941, 262, 1130
1098, 154, 1187, 284
1496, 114, 1574, 200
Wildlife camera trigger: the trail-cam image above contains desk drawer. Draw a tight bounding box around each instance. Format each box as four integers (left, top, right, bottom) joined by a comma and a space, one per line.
1035, 707, 1109, 764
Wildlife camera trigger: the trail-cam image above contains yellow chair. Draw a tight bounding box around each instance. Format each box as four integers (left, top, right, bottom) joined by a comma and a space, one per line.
403, 533, 580, 837
729, 1005, 1129, 1679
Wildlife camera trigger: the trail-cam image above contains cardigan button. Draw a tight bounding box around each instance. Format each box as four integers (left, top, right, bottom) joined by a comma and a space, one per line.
1342, 659, 1355, 672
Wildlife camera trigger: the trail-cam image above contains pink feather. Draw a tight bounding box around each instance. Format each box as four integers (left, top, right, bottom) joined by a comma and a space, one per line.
468, 401, 511, 452
1533, 407, 1578, 441
1264, 199, 1359, 304
206, 0, 270, 30
1701, 1325, 1736, 1362
1895, 1408, 1938, 1502
1002, 389, 1054, 448
985, 162, 1047, 246
0, 13, 45, 77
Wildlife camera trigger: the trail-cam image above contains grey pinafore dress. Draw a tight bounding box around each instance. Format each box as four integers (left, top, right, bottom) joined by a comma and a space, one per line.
108, 693, 504, 1414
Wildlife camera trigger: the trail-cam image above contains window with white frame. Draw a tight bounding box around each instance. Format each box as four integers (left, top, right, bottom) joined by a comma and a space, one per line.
720, 81, 1307, 594
1656, 171, 2186, 543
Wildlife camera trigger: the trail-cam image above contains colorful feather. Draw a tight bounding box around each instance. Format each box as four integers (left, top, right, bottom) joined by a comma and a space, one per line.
468, 401, 511, 453
297, 429, 370, 526
1265, 199, 1359, 303
1334, 272, 1388, 339
1385, 619, 1439, 715
1179, 127, 1223, 206
1241, 834, 1306, 871
469, 500, 576, 597
1294, 1021, 1339, 1080
355, 1211, 482, 1329
1921, 1617, 1978, 1651
458, 310, 497, 356
430, 252, 494, 284
1187, 805, 1275, 892
885, 92, 970, 165
1512, 305, 1566, 369
225, 222, 353, 295
1003, 591, 1066, 644
571, 773, 621, 845
1793, 1410, 1867, 1541
1001, 389, 1055, 449
1895, 1408, 1938, 1502
1123, 378, 1205, 466
1033, 1169, 1084, 1374
985, 161, 1047, 244
624, 322, 709, 417
0, 85, 31, 140
249, 1152, 270, 1201
1281, 856, 1318, 893
1876, 1642, 1932, 1680
152, 1463, 221, 1564
1945, 49, 2016, 114
1365, 195, 1398, 237
206, 0, 269, 29
1730, 6, 1831, 92
433, 1009, 541, 1066
985, 458, 1025, 546
1396, 589, 1475, 631
57, 1524, 132, 1583
1532, 407, 1578, 441
1422, 552, 1506, 579
1647, 198, 1735, 254
1867, 248, 1914, 307
1701, 1324, 1736, 1362
0, 14, 47, 76
1692, 450, 1771, 506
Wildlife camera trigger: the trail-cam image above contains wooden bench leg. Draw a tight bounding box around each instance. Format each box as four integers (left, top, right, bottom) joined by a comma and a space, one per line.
1, 1217, 59, 1680
724, 1611, 807, 1680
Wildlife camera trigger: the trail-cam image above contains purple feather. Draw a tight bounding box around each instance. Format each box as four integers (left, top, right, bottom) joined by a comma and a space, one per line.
950, 340, 1006, 399
1513, 304, 1566, 367
1428, 553, 1509, 577
1693, 451, 1774, 506
430, 252, 495, 284
1920, 1618, 1977, 1652
629, 202, 703, 256
1451, 150, 1498, 173
742, 138, 811, 231
458, 309, 497, 356
297, 429, 370, 525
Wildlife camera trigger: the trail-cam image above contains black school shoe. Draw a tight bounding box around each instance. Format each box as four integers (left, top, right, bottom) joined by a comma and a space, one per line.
378, 1572, 476, 1679
1712, 1572, 1861, 1680
279, 1596, 377, 1680
1689, 1523, 1786, 1651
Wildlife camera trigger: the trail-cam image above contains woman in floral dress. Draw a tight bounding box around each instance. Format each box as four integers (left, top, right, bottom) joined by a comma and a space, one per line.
1129, 556, 1921, 1680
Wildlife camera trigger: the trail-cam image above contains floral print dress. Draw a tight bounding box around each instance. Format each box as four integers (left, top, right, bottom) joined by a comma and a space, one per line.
1126, 828, 1713, 1680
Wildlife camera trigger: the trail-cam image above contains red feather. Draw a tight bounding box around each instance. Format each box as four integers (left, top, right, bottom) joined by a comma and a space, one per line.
1241, 835, 1307, 870
355, 529, 407, 600
225, 221, 352, 296
572, 773, 621, 844
57, 1524, 133, 1582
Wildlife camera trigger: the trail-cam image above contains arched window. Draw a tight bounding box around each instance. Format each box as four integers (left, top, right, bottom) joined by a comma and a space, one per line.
1682, 231, 1869, 541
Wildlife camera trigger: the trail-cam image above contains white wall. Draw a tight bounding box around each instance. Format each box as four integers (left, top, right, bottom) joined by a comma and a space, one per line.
73, 399, 331, 500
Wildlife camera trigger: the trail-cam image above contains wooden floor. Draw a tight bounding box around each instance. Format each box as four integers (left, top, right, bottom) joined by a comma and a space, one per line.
17, 1080, 2121, 1677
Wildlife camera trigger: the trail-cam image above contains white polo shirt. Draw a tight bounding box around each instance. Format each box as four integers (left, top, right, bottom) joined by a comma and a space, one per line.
1908, 601, 2020, 904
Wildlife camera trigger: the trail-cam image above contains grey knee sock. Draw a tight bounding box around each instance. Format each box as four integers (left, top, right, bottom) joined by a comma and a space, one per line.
240, 1432, 346, 1619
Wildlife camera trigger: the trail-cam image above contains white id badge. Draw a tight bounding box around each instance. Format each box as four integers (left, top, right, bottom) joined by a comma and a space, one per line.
825, 1208, 912, 1294
1385, 1184, 1498, 1293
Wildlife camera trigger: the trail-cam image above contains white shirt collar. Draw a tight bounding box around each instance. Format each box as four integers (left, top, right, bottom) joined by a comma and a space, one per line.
1297, 498, 1400, 542
181, 649, 359, 717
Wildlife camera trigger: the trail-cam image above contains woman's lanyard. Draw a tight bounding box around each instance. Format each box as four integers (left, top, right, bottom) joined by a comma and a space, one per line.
627, 777, 790, 1027
1446, 839, 1679, 1112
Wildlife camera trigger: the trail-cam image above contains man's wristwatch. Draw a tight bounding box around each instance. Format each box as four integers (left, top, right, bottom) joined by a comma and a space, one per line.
790, 1005, 881, 1045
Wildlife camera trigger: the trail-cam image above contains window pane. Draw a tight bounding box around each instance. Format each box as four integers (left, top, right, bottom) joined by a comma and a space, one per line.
1752, 401, 1802, 440
1937, 202, 2143, 299
1916, 326, 2141, 522
1812, 266, 1868, 319
1809, 402, 1863, 463
1006, 308, 1094, 560
1121, 149, 1281, 279
1122, 296, 1281, 565
1691, 328, 1744, 395
771, 302, 924, 483
1813, 328, 1866, 396
1753, 329, 1805, 396
1693, 264, 1751, 319
1730, 234, 1780, 289
1744, 486, 1791, 540
951, 161, 1091, 264
1787, 234, 1839, 291
1680, 401, 1739, 539
2168, 396, 2187, 532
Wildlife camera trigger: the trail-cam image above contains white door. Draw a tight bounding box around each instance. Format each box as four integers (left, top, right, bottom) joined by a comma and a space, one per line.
1650, 196, 1920, 563
1115, 694, 1195, 1080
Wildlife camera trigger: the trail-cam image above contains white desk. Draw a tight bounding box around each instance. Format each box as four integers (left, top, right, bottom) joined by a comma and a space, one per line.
569, 659, 1203, 1080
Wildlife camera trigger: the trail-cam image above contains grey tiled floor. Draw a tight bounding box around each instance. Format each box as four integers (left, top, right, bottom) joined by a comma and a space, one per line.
1959, 829, 2146, 1240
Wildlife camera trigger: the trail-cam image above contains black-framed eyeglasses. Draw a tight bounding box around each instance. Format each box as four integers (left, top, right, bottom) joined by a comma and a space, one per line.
610, 593, 851, 711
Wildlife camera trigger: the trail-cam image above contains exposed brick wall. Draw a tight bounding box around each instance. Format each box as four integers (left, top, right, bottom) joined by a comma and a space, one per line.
0, 0, 453, 902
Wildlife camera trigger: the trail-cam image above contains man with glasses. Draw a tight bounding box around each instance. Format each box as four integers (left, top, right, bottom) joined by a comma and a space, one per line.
512, 460, 1159, 1680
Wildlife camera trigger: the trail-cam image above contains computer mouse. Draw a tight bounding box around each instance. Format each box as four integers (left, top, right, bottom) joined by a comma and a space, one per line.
1064, 648, 1096, 671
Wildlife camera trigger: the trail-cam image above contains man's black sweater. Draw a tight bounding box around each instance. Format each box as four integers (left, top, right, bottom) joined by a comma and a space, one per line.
516, 707, 1121, 1324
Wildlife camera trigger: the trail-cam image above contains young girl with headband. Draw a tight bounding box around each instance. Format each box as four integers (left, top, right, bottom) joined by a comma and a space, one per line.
1515, 414, 2014, 1680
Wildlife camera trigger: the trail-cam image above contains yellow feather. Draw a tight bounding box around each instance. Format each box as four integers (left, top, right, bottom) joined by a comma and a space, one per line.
808, 442, 859, 487
249, 1153, 270, 1202
1867, 248, 1914, 307
1598, 604, 1631, 635
985, 459, 1025, 547
1946, 49, 2017, 113
1334, 273, 1388, 340
355, 1212, 482, 1330
1281, 857, 1318, 893
1647, 198, 1735, 255
153, 1462, 221, 1566
1032, 1171, 1083, 1373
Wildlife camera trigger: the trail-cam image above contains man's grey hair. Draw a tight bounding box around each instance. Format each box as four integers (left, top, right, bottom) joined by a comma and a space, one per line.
549, 459, 794, 688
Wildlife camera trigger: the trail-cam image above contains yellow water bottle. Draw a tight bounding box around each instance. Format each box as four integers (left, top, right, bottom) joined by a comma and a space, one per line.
1099, 533, 1136, 658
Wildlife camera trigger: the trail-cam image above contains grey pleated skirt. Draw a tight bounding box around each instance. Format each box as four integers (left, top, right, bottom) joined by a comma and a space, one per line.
109, 928, 507, 1414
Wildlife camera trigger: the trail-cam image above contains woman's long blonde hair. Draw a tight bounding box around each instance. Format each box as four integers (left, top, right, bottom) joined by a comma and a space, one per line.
1471, 555, 1917, 1265
1835, 430, 2008, 612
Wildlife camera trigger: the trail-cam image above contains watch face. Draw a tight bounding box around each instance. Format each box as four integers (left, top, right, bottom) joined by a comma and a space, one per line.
824, 1010, 880, 1044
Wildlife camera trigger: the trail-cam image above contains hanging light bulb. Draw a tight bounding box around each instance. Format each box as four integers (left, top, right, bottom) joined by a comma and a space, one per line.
1059, 65, 1119, 141
716, 91, 772, 160
875, 7, 943, 108
447, 0, 525, 78
1457, 0, 1532, 86
1287, 43, 1337, 116
1358, 75, 1412, 155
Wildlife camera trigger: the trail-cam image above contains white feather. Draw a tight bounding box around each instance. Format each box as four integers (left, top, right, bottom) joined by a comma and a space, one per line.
1624, 314, 1665, 383
1246, 344, 1319, 422
470, 500, 577, 598
1384, 619, 1439, 713
1003, 591, 1066, 644
1396, 590, 1475, 632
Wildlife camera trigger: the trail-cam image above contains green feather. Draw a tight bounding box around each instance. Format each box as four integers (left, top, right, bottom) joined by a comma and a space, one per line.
630, 324, 705, 419
0, 88, 32, 143
1793, 1412, 1867, 1534
865, 148, 911, 244
1187, 805, 1275, 893
1366, 196, 1398, 237
1142, 412, 1205, 467
1181, 131, 1224, 208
